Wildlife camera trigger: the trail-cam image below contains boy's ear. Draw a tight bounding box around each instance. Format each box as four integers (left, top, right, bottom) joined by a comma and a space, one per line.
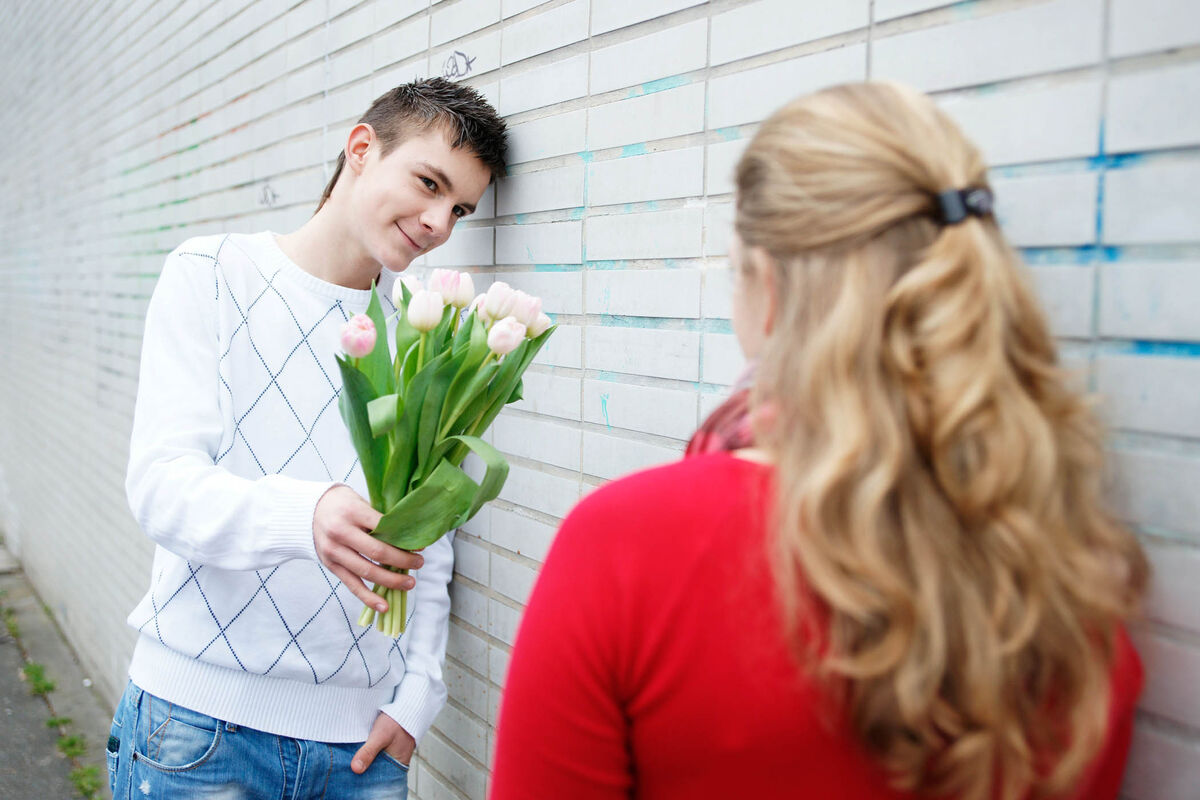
345, 123, 376, 176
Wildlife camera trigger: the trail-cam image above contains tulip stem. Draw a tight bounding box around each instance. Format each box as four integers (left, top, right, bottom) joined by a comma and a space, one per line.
417, 333, 427, 369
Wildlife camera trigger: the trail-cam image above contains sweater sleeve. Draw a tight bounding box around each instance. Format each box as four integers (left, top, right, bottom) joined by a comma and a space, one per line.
125, 248, 332, 570
489, 498, 632, 800
379, 531, 455, 742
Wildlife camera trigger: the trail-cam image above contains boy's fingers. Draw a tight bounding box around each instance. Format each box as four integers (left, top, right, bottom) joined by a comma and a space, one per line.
328, 563, 387, 613
347, 533, 425, 573
346, 555, 416, 592
351, 728, 388, 774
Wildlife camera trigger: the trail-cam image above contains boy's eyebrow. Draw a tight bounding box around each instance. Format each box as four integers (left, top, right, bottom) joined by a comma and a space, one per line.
419, 161, 476, 214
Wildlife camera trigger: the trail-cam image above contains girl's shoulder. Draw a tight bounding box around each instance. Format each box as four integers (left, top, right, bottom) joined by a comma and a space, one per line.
561, 452, 770, 542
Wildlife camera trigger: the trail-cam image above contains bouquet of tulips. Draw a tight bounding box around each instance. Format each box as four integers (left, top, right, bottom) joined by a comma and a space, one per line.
336, 269, 554, 636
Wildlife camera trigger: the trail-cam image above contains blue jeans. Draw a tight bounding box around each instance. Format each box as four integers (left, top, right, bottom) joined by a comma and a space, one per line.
107, 681, 409, 800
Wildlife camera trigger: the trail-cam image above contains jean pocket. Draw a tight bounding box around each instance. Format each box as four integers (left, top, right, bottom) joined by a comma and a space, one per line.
378, 751, 411, 772
133, 695, 223, 772
106, 739, 119, 794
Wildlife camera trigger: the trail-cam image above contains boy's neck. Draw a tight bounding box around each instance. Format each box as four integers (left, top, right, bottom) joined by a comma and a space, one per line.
276, 209, 384, 291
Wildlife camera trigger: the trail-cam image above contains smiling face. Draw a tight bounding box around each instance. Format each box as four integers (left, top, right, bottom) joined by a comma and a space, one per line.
346, 125, 492, 271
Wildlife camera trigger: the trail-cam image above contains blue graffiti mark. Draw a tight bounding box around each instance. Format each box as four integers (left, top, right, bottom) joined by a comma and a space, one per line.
568, 207, 585, 220
951, 0, 981, 20
625, 75, 691, 99
579, 150, 595, 163
715, 126, 743, 142
595, 315, 733, 333
1095, 118, 1108, 247
1125, 340, 1200, 359
587, 260, 623, 270
600, 393, 612, 428
1086, 152, 1145, 170
1019, 245, 1123, 265
515, 213, 530, 224
991, 152, 1147, 181
706, 318, 734, 335
526, 245, 535, 260
534, 263, 585, 272
621, 143, 648, 158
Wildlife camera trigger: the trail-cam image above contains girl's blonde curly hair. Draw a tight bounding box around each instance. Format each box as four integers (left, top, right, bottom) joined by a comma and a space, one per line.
736, 81, 1147, 800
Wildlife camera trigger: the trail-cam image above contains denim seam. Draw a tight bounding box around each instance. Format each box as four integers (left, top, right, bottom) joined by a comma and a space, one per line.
319, 744, 332, 799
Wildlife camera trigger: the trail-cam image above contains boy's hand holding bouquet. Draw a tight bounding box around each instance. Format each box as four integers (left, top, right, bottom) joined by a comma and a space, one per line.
337, 270, 554, 636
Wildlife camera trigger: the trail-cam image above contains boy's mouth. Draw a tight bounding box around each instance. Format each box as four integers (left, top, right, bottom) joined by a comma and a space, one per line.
396, 223, 422, 252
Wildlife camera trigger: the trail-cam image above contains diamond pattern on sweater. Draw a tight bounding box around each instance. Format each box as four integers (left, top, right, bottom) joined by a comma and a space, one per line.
135, 235, 406, 687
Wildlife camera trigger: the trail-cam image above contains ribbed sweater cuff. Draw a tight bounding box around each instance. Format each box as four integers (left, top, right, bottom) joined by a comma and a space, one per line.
380, 674, 444, 743
262, 476, 338, 563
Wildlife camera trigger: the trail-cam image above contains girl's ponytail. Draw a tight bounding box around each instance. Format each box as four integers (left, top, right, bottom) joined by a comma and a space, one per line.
737, 82, 1147, 800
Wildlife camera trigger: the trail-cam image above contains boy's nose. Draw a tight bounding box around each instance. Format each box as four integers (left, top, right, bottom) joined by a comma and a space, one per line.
419, 208, 454, 243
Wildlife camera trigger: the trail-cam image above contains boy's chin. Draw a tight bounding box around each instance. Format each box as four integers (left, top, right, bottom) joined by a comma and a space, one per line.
376, 246, 417, 272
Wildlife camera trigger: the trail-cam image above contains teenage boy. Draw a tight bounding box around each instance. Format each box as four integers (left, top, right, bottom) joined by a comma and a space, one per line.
109, 78, 506, 799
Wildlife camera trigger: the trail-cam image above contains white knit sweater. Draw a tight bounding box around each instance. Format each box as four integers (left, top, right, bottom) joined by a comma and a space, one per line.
124, 232, 453, 743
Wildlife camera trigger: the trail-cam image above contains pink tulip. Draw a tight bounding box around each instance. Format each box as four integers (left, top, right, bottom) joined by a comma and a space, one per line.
429, 269, 475, 308
340, 314, 376, 358
509, 290, 543, 328
487, 316, 526, 356
408, 290, 445, 332
392, 274, 423, 307
466, 293, 492, 327
527, 312, 553, 338
484, 281, 517, 320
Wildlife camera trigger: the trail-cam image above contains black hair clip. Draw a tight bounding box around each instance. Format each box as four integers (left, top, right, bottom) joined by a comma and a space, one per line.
935, 187, 994, 225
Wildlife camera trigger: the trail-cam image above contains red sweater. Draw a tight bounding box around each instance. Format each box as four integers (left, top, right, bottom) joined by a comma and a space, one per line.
490, 453, 1143, 800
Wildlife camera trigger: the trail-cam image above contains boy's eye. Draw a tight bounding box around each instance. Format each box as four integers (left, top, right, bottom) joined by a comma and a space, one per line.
453, 206, 467, 219
421, 176, 436, 191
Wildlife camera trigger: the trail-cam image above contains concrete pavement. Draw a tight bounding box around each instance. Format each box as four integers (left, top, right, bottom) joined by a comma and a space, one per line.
0, 546, 113, 799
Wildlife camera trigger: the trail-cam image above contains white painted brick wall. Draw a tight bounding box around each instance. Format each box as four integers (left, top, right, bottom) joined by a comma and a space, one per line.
2, 2, 1198, 798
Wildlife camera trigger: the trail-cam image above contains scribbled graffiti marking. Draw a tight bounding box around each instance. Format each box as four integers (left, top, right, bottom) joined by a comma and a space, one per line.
258, 183, 279, 208
443, 51, 476, 79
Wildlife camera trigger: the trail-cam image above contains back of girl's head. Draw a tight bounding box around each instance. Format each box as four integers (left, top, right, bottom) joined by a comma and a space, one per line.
317, 77, 507, 211
736, 82, 1146, 800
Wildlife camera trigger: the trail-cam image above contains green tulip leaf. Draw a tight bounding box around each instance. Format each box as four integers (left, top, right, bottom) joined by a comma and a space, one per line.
359, 283, 395, 397
451, 311, 474, 358
440, 361, 499, 440
336, 356, 386, 509
439, 320, 494, 437
394, 307, 421, 390
381, 414, 416, 509
416, 348, 469, 479
372, 459, 477, 550
367, 393, 402, 438
431, 304, 455, 351
471, 326, 556, 437
446, 435, 509, 526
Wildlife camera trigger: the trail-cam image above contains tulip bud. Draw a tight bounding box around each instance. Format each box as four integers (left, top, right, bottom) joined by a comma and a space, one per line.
487, 316, 526, 356
429, 269, 476, 309
340, 314, 376, 358
467, 293, 491, 327
484, 281, 516, 320
509, 290, 543, 328
452, 272, 475, 308
392, 274, 423, 307
527, 311, 553, 338
408, 290, 445, 333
